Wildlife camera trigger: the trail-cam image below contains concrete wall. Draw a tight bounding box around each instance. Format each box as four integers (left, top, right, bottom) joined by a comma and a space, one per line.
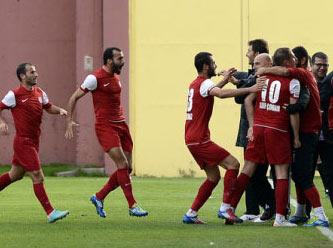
1, 0, 333, 177
0, 0, 77, 165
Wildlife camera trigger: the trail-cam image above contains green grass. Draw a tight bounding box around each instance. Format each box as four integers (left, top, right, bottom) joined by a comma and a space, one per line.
0, 164, 104, 177
0, 177, 332, 248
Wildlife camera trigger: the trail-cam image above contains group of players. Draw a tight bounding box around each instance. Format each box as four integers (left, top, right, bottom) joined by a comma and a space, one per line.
0, 47, 147, 223
183, 39, 333, 227
0, 43, 332, 227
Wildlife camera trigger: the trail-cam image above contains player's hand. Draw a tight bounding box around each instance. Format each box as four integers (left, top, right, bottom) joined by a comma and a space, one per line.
0, 122, 9, 136
223, 67, 237, 80
294, 138, 301, 148
250, 76, 267, 92
59, 108, 67, 116
65, 120, 79, 139
255, 67, 266, 76
246, 127, 254, 142
229, 76, 239, 86
217, 70, 226, 76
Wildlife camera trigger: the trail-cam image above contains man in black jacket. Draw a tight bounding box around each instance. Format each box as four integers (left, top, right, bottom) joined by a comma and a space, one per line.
311, 52, 333, 207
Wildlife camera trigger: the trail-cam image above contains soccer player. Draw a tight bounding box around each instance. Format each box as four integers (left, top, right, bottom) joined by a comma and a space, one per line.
182, 52, 265, 224
0, 63, 69, 223
230, 49, 301, 227
65, 47, 147, 218
256, 48, 330, 227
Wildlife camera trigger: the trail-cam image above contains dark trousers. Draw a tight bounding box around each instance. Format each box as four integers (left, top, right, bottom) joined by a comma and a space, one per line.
292, 133, 317, 190
314, 140, 333, 207
244, 149, 275, 215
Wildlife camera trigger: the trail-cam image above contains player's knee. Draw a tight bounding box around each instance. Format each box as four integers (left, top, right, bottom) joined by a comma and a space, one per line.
208, 174, 220, 183
29, 171, 44, 183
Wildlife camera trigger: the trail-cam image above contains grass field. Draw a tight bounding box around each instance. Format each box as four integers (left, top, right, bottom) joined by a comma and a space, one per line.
0, 175, 332, 248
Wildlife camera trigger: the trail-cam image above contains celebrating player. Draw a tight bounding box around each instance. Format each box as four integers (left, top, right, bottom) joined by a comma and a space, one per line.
0, 63, 69, 223
182, 52, 265, 224
65, 47, 148, 218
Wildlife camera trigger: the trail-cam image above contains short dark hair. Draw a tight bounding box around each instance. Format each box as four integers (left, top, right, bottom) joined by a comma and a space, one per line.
311, 52, 328, 64
248, 39, 269, 54
103, 47, 122, 65
16, 63, 32, 82
273, 48, 293, 66
194, 52, 212, 73
292, 46, 309, 68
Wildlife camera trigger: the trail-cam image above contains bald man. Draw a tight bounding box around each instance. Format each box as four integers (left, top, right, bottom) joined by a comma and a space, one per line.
234, 53, 276, 223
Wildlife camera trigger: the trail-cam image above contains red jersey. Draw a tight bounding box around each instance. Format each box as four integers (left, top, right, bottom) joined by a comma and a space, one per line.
80, 67, 125, 121
0, 85, 52, 138
185, 76, 216, 145
254, 75, 300, 132
288, 68, 322, 134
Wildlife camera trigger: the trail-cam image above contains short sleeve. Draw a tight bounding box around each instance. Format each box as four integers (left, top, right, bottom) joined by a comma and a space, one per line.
290, 79, 300, 98
80, 75, 97, 92
0, 90, 16, 109
199, 79, 216, 97
40, 89, 52, 109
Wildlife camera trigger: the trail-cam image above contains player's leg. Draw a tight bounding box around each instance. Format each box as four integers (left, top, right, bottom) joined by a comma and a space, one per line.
0, 164, 25, 191
184, 165, 219, 224
27, 169, 69, 223
272, 164, 296, 227
229, 159, 258, 210
216, 154, 245, 223
291, 133, 329, 226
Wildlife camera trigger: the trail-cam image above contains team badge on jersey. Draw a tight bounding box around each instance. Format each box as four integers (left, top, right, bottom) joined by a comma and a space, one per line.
38, 97, 43, 103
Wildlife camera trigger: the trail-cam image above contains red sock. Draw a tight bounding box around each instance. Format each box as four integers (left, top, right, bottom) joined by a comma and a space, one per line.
0, 173, 12, 191
230, 173, 250, 208
296, 186, 306, 204
33, 183, 54, 215
304, 186, 322, 208
96, 171, 119, 200
191, 179, 218, 211
117, 169, 136, 208
275, 179, 289, 215
223, 169, 239, 203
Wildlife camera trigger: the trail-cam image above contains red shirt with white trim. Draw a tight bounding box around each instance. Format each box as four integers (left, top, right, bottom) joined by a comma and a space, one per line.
0, 85, 52, 138
185, 76, 216, 145
80, 67, 125, 122
254, 75, 300, 132
288, 68, 322, 134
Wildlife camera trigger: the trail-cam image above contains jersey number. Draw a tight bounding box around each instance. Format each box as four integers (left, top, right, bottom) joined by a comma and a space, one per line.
261, 80, 281, 103
187, 89, 194, 112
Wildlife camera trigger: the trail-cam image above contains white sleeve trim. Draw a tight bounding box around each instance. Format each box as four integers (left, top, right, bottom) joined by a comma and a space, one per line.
200, 79, 216, 97
81, 74, 97, 91
290, 78, 300, 98
40, 89, 49, 105
1, 90, 16, 108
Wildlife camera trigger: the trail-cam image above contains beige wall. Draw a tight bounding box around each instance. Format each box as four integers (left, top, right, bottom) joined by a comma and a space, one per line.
129, 0, 333, 177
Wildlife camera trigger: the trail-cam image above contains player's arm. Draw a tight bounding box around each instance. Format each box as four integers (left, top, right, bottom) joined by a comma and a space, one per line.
209, 77, 265, 99
0, 91, 15, 136
285, 84, 310, 114
256, 66, 289, 77
0, 109, 9, 136
234, 76, 257, 104
65, 88, 86, 139
289, 79, 301, 148
45, 105, 67, 116
216, 67, 237, 88
244, 92, 257, 142
290, 97, 301, 148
